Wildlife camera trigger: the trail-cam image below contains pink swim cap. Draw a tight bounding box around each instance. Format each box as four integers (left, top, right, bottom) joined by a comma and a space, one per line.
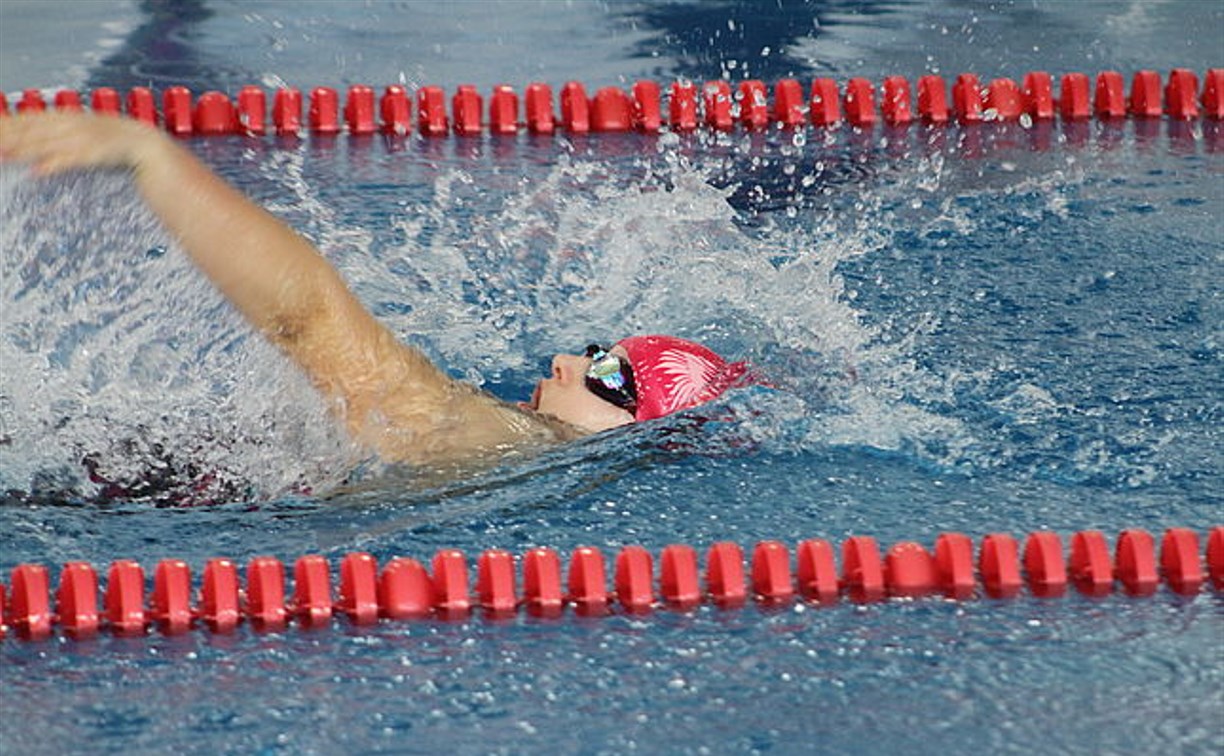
615, 335, 749, 422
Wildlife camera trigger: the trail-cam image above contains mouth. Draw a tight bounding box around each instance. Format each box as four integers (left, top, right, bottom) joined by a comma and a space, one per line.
519, 381, 542, 412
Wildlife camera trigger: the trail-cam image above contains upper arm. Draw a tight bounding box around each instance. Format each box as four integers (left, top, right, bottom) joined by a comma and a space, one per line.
281, 275, 561, 463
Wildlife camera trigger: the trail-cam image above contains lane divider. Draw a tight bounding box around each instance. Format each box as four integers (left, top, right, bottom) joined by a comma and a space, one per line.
2, 69, 1220, 137
1, 527, 1220, 642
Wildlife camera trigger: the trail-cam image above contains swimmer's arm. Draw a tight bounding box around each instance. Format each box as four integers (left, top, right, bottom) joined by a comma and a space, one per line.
0, 113, 547, 457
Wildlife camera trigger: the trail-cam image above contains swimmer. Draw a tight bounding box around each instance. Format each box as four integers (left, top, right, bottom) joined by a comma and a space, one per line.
0, 111, 747, 467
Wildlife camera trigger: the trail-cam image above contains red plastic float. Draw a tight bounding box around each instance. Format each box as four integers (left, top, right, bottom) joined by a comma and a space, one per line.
1023, 531, 1067, 597
477, 549, 517, 615
1022, 71, 1055, 119
591, 86, 631, 131
567, 546, 607, 608
1115, 529, 1158, 596
15, 70, 1215, 141
737, 80, 770, 129
1129, 70, 1163, 117
560, 81, 590, 133
884, 542, 935, 597
344, 84, 376, 134
54, 89, 83, 111
979, 533, 1022, 598
841, 535, 884, 602
1094, 71, 1127, 119
881, 76, 913, 125
525, 82, 555, 134
489, 85, 519, 134
1164, 68, 1200, 119
1202, 69, 1224, 120
1068, 530, 1113, 596
17, 89, 46, 113
706, 541, 747, 606
934, 533, 975, 599
293, 555, 333, 627
9, 564, 52, 639
163, 86, 193, 135
431, 549, 471, 614
808, 77, 840, 126
309, 87, 339, 134
796, 538, 839, 602
0, 91, 8, 115
984, 77, 1021, 121
1161, 528, 1202, 595
338, 552, 379, 624
378, 557, 432, 619
615, 546, 655, 611
523, 547, 563, 613
105, 559, 147, 635
917, 75, 950, 123
127, 87, 157, 125
247, 556, 288, 628
451, 84, 483, 136
151, 559, 193, 634
1, 528, 1219, 642
631, 80, 661, 133
668, 81, 698, 132
774, 78, 805, 127
952, 73, 984, 123
200, 558, 240, 632
380, 85, 411, 135
57, 562, 100, 637
1207, 527, 1224, 590
194, 91, 234, 134
843, 77, 877, 126
659, 544, 700, 607
703, 80, 734, 131
416, 86, 448, 136
1059, 72, 1091, 120
751, 541, 794, 601
272, 87, 302, 134
236, 85, 266, 134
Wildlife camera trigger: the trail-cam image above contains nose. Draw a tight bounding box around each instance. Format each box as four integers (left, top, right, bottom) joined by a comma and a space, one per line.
551, 354, 589, 383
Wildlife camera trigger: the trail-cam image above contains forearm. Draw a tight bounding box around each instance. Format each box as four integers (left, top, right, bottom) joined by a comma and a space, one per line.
131, 134, 345, 342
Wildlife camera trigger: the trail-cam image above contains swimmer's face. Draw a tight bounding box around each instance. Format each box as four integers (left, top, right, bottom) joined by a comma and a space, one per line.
526, 346, 636, 434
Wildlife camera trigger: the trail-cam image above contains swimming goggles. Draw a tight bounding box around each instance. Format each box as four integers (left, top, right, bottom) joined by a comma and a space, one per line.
584, 344, 637, 413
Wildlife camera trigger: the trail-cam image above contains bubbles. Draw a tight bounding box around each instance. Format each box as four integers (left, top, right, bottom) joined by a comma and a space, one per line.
0, 169, 355, 502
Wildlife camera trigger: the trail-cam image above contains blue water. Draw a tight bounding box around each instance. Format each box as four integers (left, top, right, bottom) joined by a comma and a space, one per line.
1, 1, 1221, 753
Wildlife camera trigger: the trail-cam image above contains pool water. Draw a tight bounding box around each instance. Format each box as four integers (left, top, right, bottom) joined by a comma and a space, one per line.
1, 1, 1221, 753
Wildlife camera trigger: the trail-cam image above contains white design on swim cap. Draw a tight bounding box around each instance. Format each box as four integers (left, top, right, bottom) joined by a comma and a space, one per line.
654, 348, 719, 411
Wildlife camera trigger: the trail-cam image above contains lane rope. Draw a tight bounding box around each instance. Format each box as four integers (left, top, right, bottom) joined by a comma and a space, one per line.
3, 527, 1220, 641
3, 69, 1221, 137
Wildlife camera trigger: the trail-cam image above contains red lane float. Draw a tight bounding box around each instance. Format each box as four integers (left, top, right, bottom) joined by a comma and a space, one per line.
338, 552, 379, 624
615, 545, 655, 610
668, 81, 698, 132
344, 84, 376, 135
796, 538, 838, 602
380, 86, 411, 136
523, 547, 563, 615
1, 528, 1217, 642
57, 562, 99, 637
200, 558, 240, 631
1023, 71, 1055, 119
660, 544, 700, 607
632, 80, 661, 133
152, 559, 193, 633
751, 540, 794, 601
477, 549, 517, 615
17, 69, 1218, 138
881, 76, 913, 125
